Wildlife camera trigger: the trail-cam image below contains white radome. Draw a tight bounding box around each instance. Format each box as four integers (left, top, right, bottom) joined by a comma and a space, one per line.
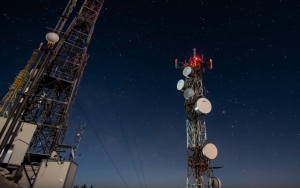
183, 88, 194, 99
182, 66, 194, 78
194, 98, 212, 114
46, 32, 59, 43
177, 79, 187, 91
202, 143, 218, 159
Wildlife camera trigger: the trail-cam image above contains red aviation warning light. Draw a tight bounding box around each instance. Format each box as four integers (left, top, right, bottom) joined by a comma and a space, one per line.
176, 49, 212, 71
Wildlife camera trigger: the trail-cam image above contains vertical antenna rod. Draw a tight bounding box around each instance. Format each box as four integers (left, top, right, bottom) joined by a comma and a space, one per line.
70, 123, 86, 159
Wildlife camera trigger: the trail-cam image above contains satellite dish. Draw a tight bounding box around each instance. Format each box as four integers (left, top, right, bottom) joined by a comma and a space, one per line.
183, 67, 194, 78
211, 177, 221, 188
177, 79, 187, 91
46, 32, 59, 43
194, 98, 212, 114
202, 143, 218, 159
183, 88, 194, 99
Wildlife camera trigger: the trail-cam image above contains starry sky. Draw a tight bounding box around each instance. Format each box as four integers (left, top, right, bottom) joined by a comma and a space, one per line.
0, 0, 300, 188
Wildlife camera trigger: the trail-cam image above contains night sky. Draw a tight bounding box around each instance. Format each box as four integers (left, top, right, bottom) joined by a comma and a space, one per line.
0, 0, 300, 188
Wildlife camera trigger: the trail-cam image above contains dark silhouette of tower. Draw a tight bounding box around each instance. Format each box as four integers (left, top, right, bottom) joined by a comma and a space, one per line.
0, 0, 104, 187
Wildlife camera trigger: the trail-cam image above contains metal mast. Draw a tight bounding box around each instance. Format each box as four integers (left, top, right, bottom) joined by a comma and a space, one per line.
176, 49, 221, 188
54, 0, 78, 33
0, 43, 43, 118
0, 1, 104, 186
70, 123, 86, 160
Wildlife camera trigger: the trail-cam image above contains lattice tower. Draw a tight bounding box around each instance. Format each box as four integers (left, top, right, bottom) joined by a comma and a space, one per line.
0, 0, 104, 165
176, 49, 221, 188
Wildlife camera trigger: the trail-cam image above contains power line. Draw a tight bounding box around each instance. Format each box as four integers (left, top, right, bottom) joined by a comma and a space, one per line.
75, 99, 129, 188
134, 136, 148, 188
106, 81, 143, 188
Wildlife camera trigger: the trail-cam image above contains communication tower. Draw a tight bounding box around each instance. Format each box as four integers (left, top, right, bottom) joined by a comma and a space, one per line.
0, 0, 104, 187
176, 49, 221, 188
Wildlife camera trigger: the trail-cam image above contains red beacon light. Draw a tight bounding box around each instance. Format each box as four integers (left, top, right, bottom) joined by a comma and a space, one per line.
209, 59, 213, 69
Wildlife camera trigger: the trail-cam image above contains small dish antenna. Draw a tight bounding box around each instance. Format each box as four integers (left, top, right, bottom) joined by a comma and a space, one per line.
177, 79, 187, 91
183, 67, 194, 78
46, 32, 59, 46
194, 98, 212, 114
184, 88, 194, 99
202, 143, 218, 159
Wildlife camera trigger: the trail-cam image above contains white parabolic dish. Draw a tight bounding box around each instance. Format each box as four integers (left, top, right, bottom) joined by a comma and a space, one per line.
177, 79, 187, 91
202, 143, 218, 159
182, 66, 194, 78
211, 177, 221, 188
184, 88, 194, 99
46, 32, 59, 43
194, 98, 212, 114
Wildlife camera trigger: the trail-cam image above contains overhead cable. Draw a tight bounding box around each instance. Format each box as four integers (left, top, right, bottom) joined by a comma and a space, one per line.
76, 99, 129, 188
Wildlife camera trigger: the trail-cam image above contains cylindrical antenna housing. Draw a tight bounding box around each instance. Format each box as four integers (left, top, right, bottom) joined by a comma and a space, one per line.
193, 48, 196, 58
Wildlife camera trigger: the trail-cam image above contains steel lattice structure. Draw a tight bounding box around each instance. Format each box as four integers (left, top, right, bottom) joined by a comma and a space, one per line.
0, 0, 104, 178
0, 43, 42, 118
176, 49, 221, 188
